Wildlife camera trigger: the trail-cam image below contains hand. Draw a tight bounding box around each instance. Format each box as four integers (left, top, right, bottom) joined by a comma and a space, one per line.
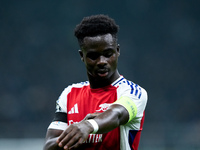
83, 112, 101, 120
56, 121, 93, 150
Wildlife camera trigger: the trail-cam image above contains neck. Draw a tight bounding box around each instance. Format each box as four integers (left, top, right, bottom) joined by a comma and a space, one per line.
88, 71, 120, 89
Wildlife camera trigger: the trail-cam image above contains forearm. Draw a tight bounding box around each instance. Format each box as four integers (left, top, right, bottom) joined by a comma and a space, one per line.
91, 104, 129, 134
92, 96, 138, 134
44, 137, 63, 150
44, 129, 64, 150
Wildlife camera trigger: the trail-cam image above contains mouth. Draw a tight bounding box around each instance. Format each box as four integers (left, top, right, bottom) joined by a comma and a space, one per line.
97, 69, 109, 77
97, 72, 108, 77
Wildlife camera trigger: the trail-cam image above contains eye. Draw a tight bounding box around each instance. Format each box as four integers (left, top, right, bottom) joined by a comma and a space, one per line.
87, 52, 99, 60
104, 50, 114, 58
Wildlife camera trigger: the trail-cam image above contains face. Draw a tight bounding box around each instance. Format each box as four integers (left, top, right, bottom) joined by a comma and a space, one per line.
79, 33, 120, 82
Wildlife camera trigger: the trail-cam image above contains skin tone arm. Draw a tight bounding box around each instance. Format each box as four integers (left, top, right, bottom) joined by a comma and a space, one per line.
43, 113, 100, 150
43, 129, 64, 150
43, 104, 129, 150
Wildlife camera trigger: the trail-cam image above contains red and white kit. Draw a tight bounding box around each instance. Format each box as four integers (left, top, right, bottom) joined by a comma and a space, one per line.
48, 76, 148, 150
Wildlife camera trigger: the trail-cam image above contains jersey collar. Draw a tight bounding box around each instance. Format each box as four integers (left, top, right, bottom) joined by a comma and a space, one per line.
111, 75, 124, 86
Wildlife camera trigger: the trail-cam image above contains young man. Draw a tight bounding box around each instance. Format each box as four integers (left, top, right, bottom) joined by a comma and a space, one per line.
43, 14, 148, 150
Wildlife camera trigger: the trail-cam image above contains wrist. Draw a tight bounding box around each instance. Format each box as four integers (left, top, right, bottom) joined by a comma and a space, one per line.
86, 119, 99, 134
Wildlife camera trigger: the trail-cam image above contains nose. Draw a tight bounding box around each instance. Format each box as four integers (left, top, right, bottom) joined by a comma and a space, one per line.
97, 55, 107, 66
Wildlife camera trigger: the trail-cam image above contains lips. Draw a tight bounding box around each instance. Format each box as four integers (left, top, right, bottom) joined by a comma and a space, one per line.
97, 72, 108, 77
97, 69, 109, 77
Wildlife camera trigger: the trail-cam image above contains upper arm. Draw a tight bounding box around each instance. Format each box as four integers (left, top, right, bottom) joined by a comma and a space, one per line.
108, 104, 129, 125
94, 84, 148, 133
116, 82, 148, 121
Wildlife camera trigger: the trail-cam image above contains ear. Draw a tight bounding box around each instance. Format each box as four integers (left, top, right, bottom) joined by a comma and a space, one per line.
117, 44, 120, 56
79, 50, 84, 61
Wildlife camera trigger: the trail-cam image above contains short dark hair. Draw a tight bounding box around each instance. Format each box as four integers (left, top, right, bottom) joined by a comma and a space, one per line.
74, 14, 119, 45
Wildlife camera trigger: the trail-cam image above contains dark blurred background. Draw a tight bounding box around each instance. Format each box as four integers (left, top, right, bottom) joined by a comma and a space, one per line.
0, 0, 200, 149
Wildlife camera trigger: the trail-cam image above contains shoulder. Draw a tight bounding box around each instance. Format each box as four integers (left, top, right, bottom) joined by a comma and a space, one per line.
56, 81, 90, 112
113, 76, 147, 100
58, 81, 90, 101
61, 81, 90, 94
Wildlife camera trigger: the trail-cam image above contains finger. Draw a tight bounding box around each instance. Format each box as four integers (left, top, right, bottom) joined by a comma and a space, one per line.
84, 112, 100, 120
83, 114, 93, 120
57, 127, 73, 147
63, 134, 81, 150
59, 130, 75, 148
74, 138, 85, 149
69, 137, 87, 149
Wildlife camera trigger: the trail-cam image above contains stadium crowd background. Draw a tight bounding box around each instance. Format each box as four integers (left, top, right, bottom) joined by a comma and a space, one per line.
0, 0, 199, 149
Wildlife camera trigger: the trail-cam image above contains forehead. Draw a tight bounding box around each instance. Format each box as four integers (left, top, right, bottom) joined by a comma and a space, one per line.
81, 34, 117, 50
